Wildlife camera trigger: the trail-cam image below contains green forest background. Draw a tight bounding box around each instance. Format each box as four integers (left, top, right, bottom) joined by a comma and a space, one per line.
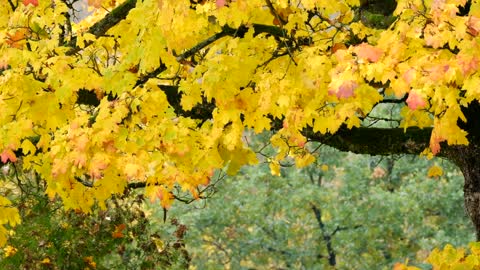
0, 131, 473, 269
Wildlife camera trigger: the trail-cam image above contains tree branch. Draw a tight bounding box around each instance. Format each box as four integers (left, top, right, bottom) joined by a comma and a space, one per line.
67, 0, 138, 55
331, 225, 362, 236
310, 202, 336, 266
7, 0, 16, 11
303, 126, 432, 156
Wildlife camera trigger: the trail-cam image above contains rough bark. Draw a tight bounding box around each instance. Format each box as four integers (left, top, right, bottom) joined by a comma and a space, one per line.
445, 145, 480, 240
303, 126, 432, 156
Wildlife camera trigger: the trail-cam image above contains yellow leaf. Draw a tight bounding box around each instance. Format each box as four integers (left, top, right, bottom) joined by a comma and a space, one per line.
469, 242, 480, 256
428, 165, 443, 178
321, 164, 329, 171
295, 152, 315, 168
269, 161, 281, 176
3, 245, 17, 257
124, 163, 143, 180
40, 257, 51, 265
21, 139, 36, 155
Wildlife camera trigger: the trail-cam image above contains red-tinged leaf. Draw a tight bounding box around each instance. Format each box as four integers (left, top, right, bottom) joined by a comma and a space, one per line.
403, 68, 416, 84
216, 0, 226, 8
354, 43, 383, 62
330, 81, 358, 99
1, 149, 17, 163
467, 16, 480, 36
458, 55, 479, 76
426, 64, 449, 81
23, 0, 38, 6
152, 186, 174, 209
430, 132, 444, 155
406, 90, 426, 110
112, 224, 126, 239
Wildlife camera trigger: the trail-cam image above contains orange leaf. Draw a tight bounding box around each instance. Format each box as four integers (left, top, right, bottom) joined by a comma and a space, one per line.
87, 0, 102, 8
331, 43, 347, 53
23, 0, 38, 6
112, 224, 126, 239
406, 90, 426, 110
6, 30, 28, 49
111, 231, 123, 238
1, 149, 17, 163
152, 186, 174, 209
430, 132, 444, 155
427, 165, 443, 178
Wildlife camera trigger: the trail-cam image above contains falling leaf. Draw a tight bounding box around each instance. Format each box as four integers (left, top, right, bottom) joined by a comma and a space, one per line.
321, 164, 329, 171
269, 161, 281, 176
428, 165, 443, 178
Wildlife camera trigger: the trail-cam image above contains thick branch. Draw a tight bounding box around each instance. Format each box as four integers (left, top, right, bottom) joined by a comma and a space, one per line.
87, 0, 137, 37
304, 126, 432, 156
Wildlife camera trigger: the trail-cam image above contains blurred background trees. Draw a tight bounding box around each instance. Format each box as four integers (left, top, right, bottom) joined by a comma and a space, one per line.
0, 124, 473, 269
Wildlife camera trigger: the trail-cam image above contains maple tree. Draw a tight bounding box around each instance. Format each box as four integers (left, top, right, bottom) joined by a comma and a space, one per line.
1, 0, 480, 253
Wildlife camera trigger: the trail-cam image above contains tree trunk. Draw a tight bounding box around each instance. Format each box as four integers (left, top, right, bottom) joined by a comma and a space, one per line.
449, 144, 480, 240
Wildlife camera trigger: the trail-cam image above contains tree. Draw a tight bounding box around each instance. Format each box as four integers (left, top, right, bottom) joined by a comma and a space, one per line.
1, 0, 480, 247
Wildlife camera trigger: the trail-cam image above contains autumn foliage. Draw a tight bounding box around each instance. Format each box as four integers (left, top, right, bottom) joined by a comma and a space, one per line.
1, 0, 480, 267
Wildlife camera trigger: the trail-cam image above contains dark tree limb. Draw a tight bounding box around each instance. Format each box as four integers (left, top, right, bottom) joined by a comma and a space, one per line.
7, 0, 16, 11
67, 0, 138, 55
303, 126, 433, 156
310, 202, 336, 266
